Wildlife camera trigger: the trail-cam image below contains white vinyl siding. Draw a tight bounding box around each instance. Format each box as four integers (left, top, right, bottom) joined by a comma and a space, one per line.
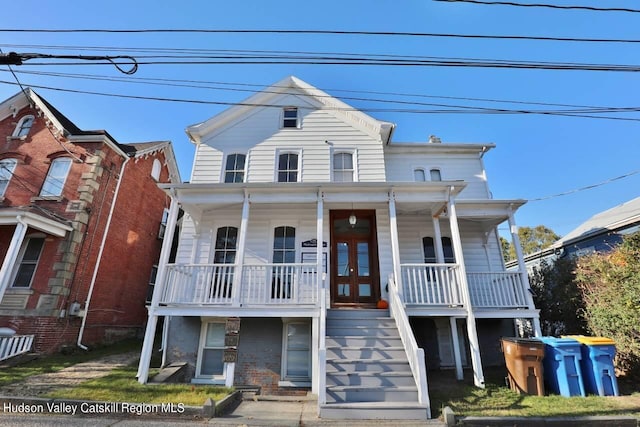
190, 92, 386, 184
385, 152, 490, 199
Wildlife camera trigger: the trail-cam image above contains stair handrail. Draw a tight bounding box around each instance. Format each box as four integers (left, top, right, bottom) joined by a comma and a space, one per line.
388, 274, 431, 417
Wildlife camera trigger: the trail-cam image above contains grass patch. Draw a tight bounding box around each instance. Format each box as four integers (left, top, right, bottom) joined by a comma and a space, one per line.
0, 338, 142, 387
429, 368, 640, 419
47, 364, 231, 406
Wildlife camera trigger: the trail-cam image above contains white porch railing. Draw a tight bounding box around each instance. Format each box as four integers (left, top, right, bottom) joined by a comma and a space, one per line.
401, 264, 464, 306
466, 272, 528, 309
0, 335, 34, 361
401, 265, 529, 310
161, 263, 319, 306
388, 274, 430, 417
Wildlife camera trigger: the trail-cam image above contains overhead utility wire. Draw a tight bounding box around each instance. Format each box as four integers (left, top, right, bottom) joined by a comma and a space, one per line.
1, 79, 639, 122
529, 169, 640, 201
0, 51, 138, 74
434, 0, 640, 13
2, 29, 640, 44
2, 68, 630, 113
19, 57, 640, 72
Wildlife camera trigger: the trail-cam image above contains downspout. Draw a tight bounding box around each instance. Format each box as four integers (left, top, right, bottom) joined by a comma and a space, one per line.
77, 155, 131, 350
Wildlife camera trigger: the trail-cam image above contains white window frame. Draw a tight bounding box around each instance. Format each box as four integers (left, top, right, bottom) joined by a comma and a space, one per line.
330, 147, 358, 182
0, 158, 18, 197
268, 221, 299, 264
145, 265, 158, 305
158, 208, 170, 239
275, 149, 302, 183
430, 168, 442, 182
279, 320, 312, 386
40, 157, 72, 198
272, 225, 297, 264
194, 320, 227, 384
10, 234, 45, 289
281, 107, 300, 129
12, 115, 35, 138
151, 159, 162, 181
221, 152, 247, 183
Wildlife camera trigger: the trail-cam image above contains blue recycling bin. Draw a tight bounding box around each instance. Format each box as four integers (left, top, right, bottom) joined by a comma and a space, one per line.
565, 335, 619, 396
538, 337, 585, 397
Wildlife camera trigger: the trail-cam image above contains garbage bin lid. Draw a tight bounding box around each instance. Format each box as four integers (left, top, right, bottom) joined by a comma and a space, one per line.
563, 335, 615, 345
538, 336, 580, 346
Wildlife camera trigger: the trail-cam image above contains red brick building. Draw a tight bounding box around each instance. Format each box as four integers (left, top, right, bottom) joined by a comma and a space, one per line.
0, 89, 180, 355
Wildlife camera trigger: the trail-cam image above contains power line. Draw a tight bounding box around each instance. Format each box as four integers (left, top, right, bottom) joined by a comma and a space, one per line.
529, 169, 640, 201
5, 68, 618, 111
2, 28, 640, 43
434, 0, 640, 13
1, 79, 639, 122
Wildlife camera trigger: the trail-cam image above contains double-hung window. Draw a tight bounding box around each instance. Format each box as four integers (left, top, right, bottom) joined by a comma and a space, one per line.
197, 322, 226, 379
333, 152, 355, 182
12, 237, 45, 288
40, 157, 72, 197
213, 226, 237, 298
430, 168, 442, 181
282, 107, 299, 128
224, 153, 246, 183
0, 158, 17, 197
422, 236, 455, 264
277, 152, 299, 183
414, 168, 426, 182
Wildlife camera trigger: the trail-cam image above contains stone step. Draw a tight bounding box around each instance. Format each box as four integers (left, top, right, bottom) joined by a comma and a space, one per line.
326, 309, 389, 319
319, 402, 431, 421
325, 336, 403, 348
326, 358, 412, 373
326, 371, 417, 387
325, 385, 419, 404
326, 317, 396, 328
326, 326, 401, 337
326, 346, 406, 359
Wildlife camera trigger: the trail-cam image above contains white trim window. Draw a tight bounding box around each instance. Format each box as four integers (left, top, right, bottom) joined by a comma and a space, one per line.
414, 168, 426, 182
223, 153, 246, 183
13, 115, 35, 138
282, 107, 299, 128
422, 236, 455, 264
281, 321, 311, 383
272, 226, 296, 299
430, 168, 442, 182
40, 157, 72, 197
277, 151, 300, 183
214, 226, 238, 264
333, 152, 355, 182
196, 321, 226, 380
11, 236, 45, 288
145, 265, 158, 304
0, 158, 18, 197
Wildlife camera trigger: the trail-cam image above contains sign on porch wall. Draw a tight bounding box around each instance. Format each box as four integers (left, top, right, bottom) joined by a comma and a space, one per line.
301, 238, 327, 248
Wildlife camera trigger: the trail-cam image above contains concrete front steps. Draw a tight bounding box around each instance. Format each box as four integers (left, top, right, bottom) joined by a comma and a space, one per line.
320, 309, 429, 420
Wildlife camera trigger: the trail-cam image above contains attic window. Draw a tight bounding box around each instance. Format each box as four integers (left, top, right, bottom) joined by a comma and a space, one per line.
282, 107, 299, 128
430, 168, 442, 182
13, 115, 35, 138
151, 159, 162, 181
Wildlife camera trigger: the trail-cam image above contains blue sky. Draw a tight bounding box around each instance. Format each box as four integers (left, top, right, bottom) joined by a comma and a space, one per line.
1, 0, 639, 237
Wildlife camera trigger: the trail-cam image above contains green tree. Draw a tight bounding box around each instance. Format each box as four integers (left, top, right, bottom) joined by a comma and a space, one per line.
529, 257, 588, 336
501, 225, 560, 262
576, 232, 640, 380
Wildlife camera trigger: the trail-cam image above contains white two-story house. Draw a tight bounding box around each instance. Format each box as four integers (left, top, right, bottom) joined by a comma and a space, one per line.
137, 76, 540, 420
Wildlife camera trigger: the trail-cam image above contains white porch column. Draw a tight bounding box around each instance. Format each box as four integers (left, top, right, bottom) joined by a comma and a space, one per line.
448, 192, 485, 388
312, 191, 324, 395
449, 317, 464, 381
0, 218, 28, 304
138, 196, 180, 383
388, 190, 403, 297
431, 214, 445, 264
508, 210, 542, 337
232, 190, 250, 307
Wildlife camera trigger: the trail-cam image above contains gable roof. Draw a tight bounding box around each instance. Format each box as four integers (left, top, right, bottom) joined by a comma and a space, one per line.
186, 75, 395, 144
555, 196, 640, 247
0, 89, 181, 183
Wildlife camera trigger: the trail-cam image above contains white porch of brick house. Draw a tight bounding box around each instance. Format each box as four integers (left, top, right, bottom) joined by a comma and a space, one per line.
137, 181, 540, 390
